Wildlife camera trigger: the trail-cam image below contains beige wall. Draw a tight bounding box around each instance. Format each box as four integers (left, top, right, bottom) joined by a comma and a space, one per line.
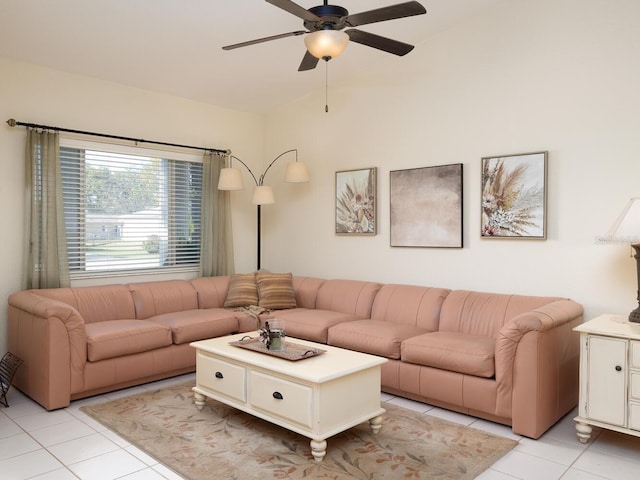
1, 0, 639, 353
0, 57, 265, 353
261, 0, 640, 322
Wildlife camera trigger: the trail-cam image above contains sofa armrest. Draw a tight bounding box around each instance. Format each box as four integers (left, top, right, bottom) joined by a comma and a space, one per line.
7, 291, 88, 410
495, 299, 583, 437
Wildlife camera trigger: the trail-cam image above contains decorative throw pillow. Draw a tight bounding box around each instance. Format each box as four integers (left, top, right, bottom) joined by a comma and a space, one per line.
224, 273, 259, 308
256, 272, 297, 310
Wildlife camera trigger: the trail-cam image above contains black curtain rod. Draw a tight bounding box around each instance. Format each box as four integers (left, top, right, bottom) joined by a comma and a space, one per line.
6, 118, 230, 155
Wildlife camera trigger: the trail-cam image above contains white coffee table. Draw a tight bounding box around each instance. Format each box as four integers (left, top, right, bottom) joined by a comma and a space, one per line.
190, 332, 387, 462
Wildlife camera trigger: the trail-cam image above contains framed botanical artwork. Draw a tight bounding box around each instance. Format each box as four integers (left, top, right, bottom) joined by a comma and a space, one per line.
390, 164, 463, 248
335, 167, 376, 235
481, 151, 548, 239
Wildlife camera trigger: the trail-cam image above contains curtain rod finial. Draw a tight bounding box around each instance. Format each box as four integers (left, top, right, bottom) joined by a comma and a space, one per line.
6, 118, 16, 127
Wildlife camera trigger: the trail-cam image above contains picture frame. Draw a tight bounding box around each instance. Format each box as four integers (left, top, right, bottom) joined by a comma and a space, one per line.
481, 151, 548, 239
335, 167, 377, 235
390, 164, 463, 248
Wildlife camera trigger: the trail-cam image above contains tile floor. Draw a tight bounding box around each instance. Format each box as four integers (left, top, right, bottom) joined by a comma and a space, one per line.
1, 373, 639, 480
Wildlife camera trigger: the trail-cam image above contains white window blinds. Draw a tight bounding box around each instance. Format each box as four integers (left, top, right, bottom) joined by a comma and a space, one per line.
59, 139, 202, 277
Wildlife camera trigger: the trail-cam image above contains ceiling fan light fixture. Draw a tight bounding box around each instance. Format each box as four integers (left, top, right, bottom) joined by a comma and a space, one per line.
304, 30, 349, 60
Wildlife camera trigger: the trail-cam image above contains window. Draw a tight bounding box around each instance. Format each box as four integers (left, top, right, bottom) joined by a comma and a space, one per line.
60, 139, 202, 277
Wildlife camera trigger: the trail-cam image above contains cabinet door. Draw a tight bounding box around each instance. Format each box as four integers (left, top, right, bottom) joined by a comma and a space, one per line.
587, 336, 627, 426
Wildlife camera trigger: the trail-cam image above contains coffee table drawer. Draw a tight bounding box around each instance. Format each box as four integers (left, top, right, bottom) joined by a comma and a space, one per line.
249, 371, 313, 428
197, 353, 246, 403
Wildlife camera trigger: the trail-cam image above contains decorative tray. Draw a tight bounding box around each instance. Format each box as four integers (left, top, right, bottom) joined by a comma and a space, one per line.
229, 337, 326, 361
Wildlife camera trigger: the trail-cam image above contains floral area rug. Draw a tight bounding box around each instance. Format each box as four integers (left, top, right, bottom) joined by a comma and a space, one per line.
80, 382, 516, 480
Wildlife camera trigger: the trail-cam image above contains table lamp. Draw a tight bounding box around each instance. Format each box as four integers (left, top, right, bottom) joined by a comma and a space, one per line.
602, 198, 640, 323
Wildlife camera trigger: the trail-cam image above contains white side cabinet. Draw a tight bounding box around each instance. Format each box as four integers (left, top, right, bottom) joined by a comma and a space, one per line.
574, 314, 640, 442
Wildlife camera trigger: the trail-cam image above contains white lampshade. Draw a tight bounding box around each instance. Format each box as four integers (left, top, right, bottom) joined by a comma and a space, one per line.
285, 162, 310, 183
304, 30, 349, 59
217, 167, 244, 190
252, 185, 275, 205
601, 198, 640, 244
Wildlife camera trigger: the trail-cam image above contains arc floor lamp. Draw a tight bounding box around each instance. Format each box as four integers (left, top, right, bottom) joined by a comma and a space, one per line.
218, 149, 309, 270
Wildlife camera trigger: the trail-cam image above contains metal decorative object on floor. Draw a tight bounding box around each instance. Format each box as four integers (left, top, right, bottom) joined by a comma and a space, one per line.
0, 352, 23, 407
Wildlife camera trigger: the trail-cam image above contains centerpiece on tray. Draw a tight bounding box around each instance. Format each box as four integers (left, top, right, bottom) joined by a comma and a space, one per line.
230, 319, 326, 361
259, 319, 286, 351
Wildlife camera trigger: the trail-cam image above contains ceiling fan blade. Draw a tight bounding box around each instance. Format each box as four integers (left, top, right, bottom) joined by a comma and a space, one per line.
266, 0, 322, 22
346, 1, 426, 27
298, 50, 320, 71
222, 30, 307, 50
346, 29, 415, 56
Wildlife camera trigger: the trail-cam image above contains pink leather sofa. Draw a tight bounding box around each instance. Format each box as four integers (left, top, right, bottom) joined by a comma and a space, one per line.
329, 286, 582, 439
7, 275, 583, 439
7, 277, 255, 411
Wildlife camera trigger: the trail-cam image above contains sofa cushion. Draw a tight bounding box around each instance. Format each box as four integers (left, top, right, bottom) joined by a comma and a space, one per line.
85, 320, 172, 362
256, 272, 296, 310
315, 279, 382, 318
265, 308, 362, 343
191, 276, 230, 309
224, 273, 259, 307
151, 309, 239, 344
36, 285, 136, 324
370, 284, 450, 331
439, 290, 562, 337
128, 280, 199, 319
292, 276, 326, 309
328, 319, 426, 359
401, 331, 496, 378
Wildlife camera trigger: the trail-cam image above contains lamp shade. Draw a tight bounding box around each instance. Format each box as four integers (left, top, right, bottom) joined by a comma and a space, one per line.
601, 198, 640, 244
285, 162, 310, 183
218, 167, 244, 190
304, 30, 349, 59
252, 185, 275, 205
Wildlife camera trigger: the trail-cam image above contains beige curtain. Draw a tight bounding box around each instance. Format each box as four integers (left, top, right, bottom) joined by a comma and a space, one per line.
24, 130, 70, 288
200, 152, 235, 276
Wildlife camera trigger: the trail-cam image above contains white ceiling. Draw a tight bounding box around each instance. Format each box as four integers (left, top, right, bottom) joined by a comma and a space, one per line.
0, 0, 502, 114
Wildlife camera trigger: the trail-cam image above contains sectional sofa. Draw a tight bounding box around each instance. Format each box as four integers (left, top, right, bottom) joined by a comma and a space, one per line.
7, 273, 583, 439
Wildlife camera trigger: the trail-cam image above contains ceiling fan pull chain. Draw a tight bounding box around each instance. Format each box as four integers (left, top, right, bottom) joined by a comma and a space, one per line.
325, 60, 329, 113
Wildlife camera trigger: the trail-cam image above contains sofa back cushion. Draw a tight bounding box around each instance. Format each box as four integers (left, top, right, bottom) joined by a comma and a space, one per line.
439, 290, 563, 337
315, 279, 382, 317
292, 276, 326, 309
190, 276, 230, 309
35, 285, 136, 324
370, 284, 451, 330
128, 280, 198, 319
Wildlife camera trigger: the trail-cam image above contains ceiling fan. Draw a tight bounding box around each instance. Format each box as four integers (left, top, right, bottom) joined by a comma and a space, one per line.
222, 0, 427, 72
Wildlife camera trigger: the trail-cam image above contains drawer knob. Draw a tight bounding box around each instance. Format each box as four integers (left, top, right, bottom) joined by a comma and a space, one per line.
215, 371, 224, 379
615, 365, 622, 372
272, 391, 283, 400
